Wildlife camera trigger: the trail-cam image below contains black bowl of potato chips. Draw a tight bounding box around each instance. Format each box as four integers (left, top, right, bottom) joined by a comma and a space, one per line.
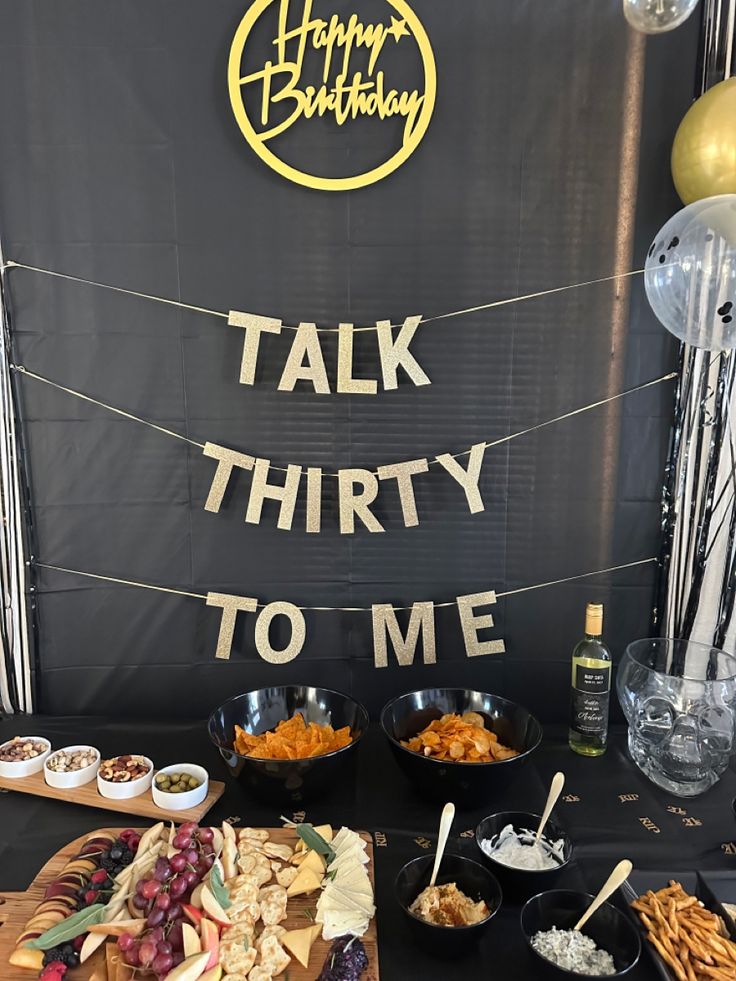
380, 688, 542, 804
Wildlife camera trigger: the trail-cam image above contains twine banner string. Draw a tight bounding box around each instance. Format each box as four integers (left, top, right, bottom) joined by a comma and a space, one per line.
34, 557, 658, 613
1, 259, 649, 333
11, 364, 678, 477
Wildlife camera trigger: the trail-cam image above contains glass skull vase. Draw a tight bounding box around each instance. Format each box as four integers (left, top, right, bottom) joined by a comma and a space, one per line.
617, 638, 736, 797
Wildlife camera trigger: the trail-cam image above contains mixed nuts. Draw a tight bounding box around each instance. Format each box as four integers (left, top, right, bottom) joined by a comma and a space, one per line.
99, 754, 151, 783
46, 748, 98, 773
0, 736, 48, 762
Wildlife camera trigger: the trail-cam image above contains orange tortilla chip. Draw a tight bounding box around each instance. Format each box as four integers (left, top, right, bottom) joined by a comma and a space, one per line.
234, 714, 354, 760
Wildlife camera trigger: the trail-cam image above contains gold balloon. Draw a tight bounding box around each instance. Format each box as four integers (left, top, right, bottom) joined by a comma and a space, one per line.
672, 78, 736, 205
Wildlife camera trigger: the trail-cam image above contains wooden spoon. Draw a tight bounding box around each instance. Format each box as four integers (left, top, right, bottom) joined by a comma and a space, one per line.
536, 771, 565, 843
429, 802, 456, 887
574, 859, 633, 932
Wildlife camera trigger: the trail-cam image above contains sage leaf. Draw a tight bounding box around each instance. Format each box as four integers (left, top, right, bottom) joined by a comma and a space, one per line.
26, 903, 106, 949
210, 862, 231, 909
296, 823, 336, 865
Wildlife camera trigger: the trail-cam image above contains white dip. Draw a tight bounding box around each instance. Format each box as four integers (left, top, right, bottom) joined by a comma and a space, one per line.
480, 823, 565, 871
531, 927, 616, 975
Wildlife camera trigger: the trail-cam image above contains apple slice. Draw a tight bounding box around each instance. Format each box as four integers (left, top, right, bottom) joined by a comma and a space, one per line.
44, 882, 79, 898
200, 917, 220, 971
211, 827, 224, 855
200, 967, 223, 981
182, 921, 202, 957
182, 903, 203, 927
191, 882, 205, 909
9, 947, 44, 970
80, 930, 106, 965
200, 884, 232, 927
164, 951, 210, 981
221, 821, 236, 845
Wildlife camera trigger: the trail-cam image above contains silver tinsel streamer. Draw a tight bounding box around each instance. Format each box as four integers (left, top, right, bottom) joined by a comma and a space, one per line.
0, 242, 33, 712
656, 0, 736, 649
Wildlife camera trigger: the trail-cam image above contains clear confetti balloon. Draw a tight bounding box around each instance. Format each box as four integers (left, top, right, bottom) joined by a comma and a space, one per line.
645, 194, 736, 351
623, 0, 699, 33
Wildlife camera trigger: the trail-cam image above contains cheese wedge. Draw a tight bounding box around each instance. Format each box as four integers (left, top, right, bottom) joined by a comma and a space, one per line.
281, 925, 320, 968
319, 888, 375, 916
296, 824, 333, 852
322, 911, 370, 940
286, 866, 323, 897
301, 850, 326, 874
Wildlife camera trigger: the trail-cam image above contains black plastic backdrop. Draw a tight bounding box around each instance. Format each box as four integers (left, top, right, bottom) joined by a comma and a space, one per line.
0, 0, 697, 720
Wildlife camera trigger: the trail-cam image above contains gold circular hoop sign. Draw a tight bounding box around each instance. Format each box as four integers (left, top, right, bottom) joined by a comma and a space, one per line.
228, 0, 436, 192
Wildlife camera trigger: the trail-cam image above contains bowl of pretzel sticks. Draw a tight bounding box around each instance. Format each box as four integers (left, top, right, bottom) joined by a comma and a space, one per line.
630, 880, 736, 981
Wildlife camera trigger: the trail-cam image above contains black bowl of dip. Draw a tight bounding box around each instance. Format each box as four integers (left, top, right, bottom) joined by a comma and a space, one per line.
520, 890, 641, 979
395, 853, 502, 955
476, 811, 573, 900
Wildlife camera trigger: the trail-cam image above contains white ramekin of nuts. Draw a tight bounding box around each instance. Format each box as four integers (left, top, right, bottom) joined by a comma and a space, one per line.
97, 754, 154, 800
0, 735, 51, 778
44, 745, 100, 789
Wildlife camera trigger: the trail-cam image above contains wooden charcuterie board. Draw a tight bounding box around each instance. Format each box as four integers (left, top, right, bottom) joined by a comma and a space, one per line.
0, 827, 379, 980
0, 771, 224, 823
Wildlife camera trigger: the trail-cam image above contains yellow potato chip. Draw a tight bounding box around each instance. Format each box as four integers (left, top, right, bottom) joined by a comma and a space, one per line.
400, 714, 519, 764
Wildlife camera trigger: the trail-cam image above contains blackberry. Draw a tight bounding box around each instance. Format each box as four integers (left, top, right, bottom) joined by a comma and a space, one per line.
43, 948, 62, 966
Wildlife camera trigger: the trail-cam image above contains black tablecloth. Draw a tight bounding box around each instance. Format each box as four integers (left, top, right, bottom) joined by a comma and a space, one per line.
1, 717, 735, 979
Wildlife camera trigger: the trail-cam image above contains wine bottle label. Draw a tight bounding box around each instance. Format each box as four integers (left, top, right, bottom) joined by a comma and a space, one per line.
571, 665, 610, 736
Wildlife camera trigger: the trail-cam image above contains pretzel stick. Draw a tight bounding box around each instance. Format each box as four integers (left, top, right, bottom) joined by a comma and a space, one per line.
648, 931, 688, 981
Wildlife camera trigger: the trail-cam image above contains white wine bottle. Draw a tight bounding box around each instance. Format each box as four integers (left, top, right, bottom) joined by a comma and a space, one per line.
569, 602, 611, 756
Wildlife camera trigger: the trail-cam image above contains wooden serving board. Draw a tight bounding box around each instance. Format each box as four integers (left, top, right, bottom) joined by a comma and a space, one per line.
0, 771, 225, 823
0, 827, 380, 981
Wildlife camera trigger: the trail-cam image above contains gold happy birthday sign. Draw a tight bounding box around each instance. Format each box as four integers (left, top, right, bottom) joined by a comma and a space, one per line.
227, 0, 436, 190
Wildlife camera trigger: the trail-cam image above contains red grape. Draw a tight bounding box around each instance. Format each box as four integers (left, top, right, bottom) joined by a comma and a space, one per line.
172, 833, 192, 850
152, 952, 174, 975
180, 822, 198, 834
146, 908, 165, 928
170, 875, 188, 898
125, 943, 141, 967
183, 848, 199, 866
118, 933, 135, 952
154, 857, 173, 882
141, 879, 161, 900
132, 893, 149, 911
139, 940, 157, 968
183, 870, 199, 889
167, 903, 183, 922
157, 941, 173, 956
149, 926, 165, 944
198, 827, 214, 844
168, 921, 183, 949
155, 891, 171, 911
171, 951, 185, 968
169, 853, 187, 874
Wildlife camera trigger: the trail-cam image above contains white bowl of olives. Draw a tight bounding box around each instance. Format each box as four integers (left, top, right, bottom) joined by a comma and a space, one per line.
152, 763, 208, 810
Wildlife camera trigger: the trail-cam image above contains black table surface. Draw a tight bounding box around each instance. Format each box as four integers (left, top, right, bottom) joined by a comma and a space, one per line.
1, 716, 735, 980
